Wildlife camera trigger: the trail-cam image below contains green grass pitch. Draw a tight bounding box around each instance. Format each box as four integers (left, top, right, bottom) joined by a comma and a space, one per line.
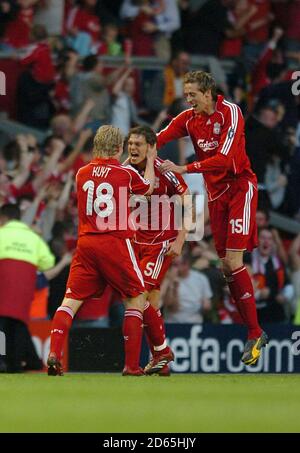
1, 373, 300, 433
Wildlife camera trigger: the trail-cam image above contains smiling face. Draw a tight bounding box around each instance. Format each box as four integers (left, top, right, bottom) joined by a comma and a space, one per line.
127, 134, 148, 168
184, 82, 213, 114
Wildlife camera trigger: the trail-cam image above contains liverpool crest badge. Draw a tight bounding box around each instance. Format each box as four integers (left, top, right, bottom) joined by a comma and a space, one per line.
213, 122, 221, 134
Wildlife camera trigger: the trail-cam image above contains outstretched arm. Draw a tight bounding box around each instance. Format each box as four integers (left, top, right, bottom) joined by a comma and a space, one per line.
156, 110, 190, 149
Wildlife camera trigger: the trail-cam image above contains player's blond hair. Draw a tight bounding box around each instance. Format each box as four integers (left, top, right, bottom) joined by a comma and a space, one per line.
93, 125, 123, 158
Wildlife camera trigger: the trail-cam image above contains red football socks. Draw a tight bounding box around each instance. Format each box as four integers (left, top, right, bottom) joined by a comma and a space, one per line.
49, 306, 74, 361
143, 302, 167, 356
123, 308, 144, 370
226, 275, 247, 324
229, 266, 262, 339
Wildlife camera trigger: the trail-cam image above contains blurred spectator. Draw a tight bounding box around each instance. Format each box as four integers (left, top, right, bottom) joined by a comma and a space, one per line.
242, 0, 273, 67
255, 205, 288, 265
98, 22, 122, 56
251, 227, 294, 323
220, 0, 256, 59
0, 203, 55, 372
0, 0, 18, 41
65, 0, 101, 57
180, 0, 234, 57
250, 26, 284, 103
191, 241, 224, 323
245, 103, 285, 186
255, 61, 298, 129
95, 0, 123, 25
264, 149, 287, 211
144, 50, 190, 114
289, 232, 300, 322
2, 0, 38, 49
285, 0, 300, 67
162, 255, 212, 323
53, 48, 79, 114
283, 128, 300, 219
70, 54, 127, 125
144, 0, 181, 60
256, 206, 270, 229
50, 114, 75, 145
120, 0, 164, 56
271, 0, 289, 31
111, 67, 149, 135
0, 134, 41, 206
16, 24, 55, 129
1, 139, 21, 177
69, 54, 109, 122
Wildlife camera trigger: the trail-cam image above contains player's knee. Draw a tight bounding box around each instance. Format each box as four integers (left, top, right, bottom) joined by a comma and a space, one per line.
148, 290, 161, 310
125, 293, 146, 312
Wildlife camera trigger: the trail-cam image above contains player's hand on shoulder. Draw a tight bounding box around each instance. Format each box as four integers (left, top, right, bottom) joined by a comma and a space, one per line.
160, 160, 183, 174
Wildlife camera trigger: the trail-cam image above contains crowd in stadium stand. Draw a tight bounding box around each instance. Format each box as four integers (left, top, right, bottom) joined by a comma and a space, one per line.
0, 0, 300, 328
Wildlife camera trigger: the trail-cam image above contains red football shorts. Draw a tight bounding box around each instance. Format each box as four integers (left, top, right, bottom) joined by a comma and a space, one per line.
65, 234, 145, 300
134, 240, 173, 291
208, 178, 258, 258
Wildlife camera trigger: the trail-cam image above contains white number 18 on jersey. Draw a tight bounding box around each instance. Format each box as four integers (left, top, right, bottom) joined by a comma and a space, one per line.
83, 180, 114, 218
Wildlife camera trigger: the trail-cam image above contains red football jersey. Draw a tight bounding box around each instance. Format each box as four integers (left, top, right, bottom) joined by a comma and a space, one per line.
66, 6, 101, 42
3, 7, 34, 48
20, 42, 55, 84
157, 95, 256, 201
133, 158, 188, 244
76, 158, 150, 238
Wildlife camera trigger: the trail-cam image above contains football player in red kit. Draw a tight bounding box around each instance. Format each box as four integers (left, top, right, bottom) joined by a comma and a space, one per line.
127, 126, 192, 375
47, 125, 158, 376
158, 71, 268, 366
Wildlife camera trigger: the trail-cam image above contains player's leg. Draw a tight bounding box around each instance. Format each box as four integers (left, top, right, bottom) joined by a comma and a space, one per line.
48, 298, 83, 376
136, 242, 174, 374
208, 194, 250, 321
122, 293, 146, 376
144, 289, 166, 354
222, 251, 268, 365
47, 242, 103, 376
143, 289, 173, 375
97, 237, 147, 375
222, 249, 261, 336
224, 180, 268, 364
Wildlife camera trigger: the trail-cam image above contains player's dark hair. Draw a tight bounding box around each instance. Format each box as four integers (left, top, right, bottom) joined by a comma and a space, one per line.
0, 203, 21, 220
184, 71, 217, 101
128, 126, 157, 146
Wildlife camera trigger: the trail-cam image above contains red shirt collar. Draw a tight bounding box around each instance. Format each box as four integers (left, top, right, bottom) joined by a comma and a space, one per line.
91, 158, 120, 165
